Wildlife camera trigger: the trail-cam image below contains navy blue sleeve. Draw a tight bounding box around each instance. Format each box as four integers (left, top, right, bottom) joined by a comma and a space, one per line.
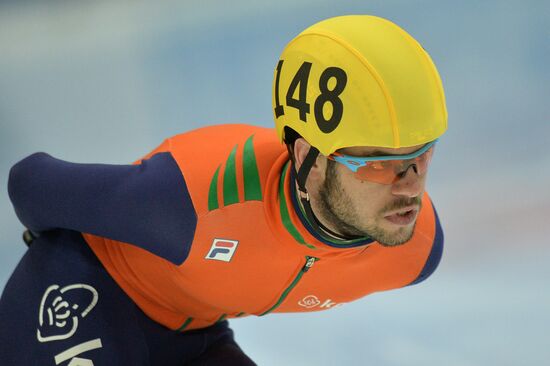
408, 204, 444, 286
7, 152, 197, 265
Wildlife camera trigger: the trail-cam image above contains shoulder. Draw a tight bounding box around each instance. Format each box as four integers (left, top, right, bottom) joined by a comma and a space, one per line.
408, 193, 444, 286
161, 124, 286, 214
167, 124, 277, 147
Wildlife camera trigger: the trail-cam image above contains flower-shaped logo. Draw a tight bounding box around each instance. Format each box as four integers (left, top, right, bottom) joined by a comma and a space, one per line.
37, 284, 99, 343
298, 295, 321, 308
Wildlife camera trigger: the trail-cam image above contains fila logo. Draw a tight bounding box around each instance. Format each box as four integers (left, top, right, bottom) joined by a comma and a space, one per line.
206, 239, 239, 262
298, 295, 346, 309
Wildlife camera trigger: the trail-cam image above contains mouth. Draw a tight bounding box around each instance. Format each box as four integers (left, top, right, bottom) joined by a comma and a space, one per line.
383, 206, 419, 226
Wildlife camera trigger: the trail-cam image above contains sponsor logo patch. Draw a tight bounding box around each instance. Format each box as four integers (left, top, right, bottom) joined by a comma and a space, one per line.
37, 283, 104, 364
37, 284, 99, 343
55, 338, 103, 365
298, 295, 321, 308
298, 294, 347, 309
205, 238, 239, 262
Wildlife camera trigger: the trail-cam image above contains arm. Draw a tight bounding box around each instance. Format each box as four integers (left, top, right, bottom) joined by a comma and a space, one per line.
7, 150, 197, 265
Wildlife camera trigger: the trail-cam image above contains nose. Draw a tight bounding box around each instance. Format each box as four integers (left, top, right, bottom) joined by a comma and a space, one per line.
391, 164, 425, 198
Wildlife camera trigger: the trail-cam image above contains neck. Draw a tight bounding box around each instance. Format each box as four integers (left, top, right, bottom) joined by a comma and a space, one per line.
292, 178, 360, 242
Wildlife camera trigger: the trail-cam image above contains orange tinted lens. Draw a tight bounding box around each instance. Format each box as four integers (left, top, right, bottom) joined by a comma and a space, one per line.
353, 146, 434, 184
354, 160, 399, 184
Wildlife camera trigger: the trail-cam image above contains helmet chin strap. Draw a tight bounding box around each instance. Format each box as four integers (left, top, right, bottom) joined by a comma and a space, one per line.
294, 146, 350, 240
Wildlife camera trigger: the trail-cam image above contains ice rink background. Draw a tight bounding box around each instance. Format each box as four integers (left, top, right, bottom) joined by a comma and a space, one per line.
1, 1, 549, 365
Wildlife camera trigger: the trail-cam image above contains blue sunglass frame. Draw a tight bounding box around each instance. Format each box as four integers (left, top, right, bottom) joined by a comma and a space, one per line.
328, 139, 437, 173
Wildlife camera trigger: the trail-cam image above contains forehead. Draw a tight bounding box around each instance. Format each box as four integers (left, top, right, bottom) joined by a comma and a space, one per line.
338, 143, 426, 157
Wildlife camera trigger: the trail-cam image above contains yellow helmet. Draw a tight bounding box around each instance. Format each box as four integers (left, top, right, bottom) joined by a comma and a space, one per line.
273, 15, 448, 155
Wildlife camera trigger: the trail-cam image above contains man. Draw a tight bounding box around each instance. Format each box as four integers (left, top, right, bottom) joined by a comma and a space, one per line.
1, 15, 446, 365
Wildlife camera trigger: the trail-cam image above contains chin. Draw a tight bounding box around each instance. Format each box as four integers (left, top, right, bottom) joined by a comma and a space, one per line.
375, 224, 416, 247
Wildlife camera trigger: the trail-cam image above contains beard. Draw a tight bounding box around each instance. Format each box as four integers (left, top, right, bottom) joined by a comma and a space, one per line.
317, 161, 421, 247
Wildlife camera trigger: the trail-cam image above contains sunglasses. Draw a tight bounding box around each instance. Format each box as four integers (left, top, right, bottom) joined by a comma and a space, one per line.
327, 140, 437, 184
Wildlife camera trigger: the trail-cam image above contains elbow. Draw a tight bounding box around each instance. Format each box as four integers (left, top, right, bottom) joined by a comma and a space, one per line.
8, 153, 42, 202
7, 152, 51, 230
8, 157, 26, 207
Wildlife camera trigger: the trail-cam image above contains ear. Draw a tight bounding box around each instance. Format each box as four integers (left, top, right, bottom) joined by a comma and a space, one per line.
293, 138, 326, 179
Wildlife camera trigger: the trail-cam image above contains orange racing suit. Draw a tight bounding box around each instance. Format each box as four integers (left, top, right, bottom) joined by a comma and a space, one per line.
80, 124, 444, 331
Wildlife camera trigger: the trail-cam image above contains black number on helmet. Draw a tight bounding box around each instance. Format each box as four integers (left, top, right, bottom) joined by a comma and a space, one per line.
285, 62, 312, 122
273, 60, 347, 133
273, 60, 285, 118
314, 67, 347, 133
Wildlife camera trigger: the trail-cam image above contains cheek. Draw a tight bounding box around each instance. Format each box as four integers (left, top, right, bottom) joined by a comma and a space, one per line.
340, 175, 391, 215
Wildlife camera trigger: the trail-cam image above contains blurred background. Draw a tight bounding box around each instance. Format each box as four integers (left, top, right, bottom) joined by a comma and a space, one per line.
1, 0, 549, 365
